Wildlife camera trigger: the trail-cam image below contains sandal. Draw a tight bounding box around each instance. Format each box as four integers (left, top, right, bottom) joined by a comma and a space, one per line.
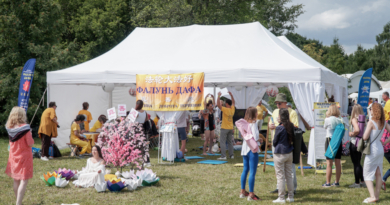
247, 194, 261, 201
363, 197, 377, 203
239, 191, 249, 198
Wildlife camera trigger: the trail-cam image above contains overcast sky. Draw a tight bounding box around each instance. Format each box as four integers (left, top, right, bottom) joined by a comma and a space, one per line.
289, 0, 390, 54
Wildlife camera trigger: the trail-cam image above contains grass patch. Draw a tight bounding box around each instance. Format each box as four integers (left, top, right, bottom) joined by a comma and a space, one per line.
1, 130, 390, 204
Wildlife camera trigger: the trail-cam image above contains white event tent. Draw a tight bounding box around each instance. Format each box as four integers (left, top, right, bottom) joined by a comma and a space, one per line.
47, 22, 348, 163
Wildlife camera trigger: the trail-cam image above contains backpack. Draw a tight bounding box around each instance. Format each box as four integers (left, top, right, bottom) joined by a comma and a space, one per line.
292, 127, 303, 164
325, 123, 345, 159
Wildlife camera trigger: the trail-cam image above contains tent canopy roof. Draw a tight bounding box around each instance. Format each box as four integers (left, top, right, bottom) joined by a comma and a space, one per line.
47, 22, 346, 88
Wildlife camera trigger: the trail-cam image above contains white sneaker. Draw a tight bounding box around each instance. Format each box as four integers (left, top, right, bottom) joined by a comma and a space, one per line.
230, 156, 234, 159
49, 156, 53, 159
286, 198, 294, 203
144, 163, 151, 167
217, 157, 227, 160
40, 156, 49, 161
266, 154, 272, 159
273, 198, 286, 203
349, 183, 361, 188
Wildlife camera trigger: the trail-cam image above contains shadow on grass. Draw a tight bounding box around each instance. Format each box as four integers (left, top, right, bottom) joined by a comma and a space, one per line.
297, 188, 345, 203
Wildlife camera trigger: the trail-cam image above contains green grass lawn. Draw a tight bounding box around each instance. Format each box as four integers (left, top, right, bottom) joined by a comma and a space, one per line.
1, 130, 390, 204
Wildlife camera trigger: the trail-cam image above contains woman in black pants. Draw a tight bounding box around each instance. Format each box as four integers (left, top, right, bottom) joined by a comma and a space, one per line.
348, 104, 366, 188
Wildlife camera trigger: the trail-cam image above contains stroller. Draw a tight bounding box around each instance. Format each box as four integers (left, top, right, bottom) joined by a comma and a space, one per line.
191, 113, 202, 137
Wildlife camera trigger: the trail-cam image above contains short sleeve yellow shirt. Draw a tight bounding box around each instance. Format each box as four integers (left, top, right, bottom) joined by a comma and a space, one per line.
384, 100, 390, 121
256, 105, 267, 120
38, 108, 58, 138
221, 106, 235, 130
78, 110, 92, 131
70, 122, 80, 141
89, 120, 102, 132
268, 108, 298, 140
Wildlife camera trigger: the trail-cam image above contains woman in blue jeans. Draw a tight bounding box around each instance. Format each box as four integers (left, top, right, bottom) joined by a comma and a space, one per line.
239, 107, 261, 201
381, 126, 390, 191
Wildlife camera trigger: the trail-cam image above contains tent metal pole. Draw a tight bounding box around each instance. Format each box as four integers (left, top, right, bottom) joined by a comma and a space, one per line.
109, 91, 113, 108
213, 84, 216, 102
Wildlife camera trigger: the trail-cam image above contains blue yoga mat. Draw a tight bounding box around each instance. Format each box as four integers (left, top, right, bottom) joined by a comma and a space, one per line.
202, 153, 221, 156
185, 156, 205, 160
198, 160, 228, 165
298, 166, 312, 169
259, 154, 273, 158
261, 151, 273, 154
198, 146, 203, 149
260, 162, 275, 166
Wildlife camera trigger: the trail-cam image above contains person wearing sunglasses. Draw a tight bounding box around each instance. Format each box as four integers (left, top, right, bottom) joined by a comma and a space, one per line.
268, 93, 299, 195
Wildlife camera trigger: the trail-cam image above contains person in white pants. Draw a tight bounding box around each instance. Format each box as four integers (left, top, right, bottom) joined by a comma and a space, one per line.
269, 97, 299, 194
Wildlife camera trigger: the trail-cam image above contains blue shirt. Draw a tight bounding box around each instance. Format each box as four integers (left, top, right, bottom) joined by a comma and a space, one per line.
273, 124, 294, 154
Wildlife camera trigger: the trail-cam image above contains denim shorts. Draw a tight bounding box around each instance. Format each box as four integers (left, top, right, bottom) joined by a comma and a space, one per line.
178, 127, 187, 141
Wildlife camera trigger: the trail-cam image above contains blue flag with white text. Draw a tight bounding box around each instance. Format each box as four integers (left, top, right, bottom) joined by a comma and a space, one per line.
357, 68, 373, 115
17, 59, 36, 111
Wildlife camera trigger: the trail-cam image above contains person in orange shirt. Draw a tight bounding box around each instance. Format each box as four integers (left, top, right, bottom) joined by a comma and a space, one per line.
38, 102, 58, 161
5, 107, 34, 205
78, 102, 92, 132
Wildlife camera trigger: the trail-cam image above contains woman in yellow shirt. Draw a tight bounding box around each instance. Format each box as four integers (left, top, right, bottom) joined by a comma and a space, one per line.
71, 115, 91, 156
90, 115, 108, 132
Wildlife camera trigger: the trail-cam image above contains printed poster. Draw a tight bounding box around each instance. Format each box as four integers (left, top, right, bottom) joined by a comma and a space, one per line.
107, 107, 117, 121
127, 108, 139, 122
118, 104, 127, 116
136, 73, 204, 111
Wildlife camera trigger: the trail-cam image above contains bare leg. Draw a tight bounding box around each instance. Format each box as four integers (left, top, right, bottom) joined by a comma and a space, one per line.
180, 139, 186, 155
203, 130, 210, 155
13, 179, 20, 198
208, 130, 215, 154
365, 180, 377, 202
326, 160, 333, 184
335, 159, 341, 183
375, 167, 382, 200
16, 179, 28, 205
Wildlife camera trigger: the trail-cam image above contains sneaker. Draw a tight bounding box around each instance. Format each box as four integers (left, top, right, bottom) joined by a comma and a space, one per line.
144, 163, 151, 167
230, 156, 234, 159
217, 157, 227, 160
331, 182, 340, 187
273, 197, 286, 203
239, 191, 249, 198
349, 183, 360, 188
322, 183, 331, 188
49, 156, 53, 159
247, 195, 261, 201
270, 189, 279, 193
266, 154, 272, 159
40, 156, 49, 161
286, 198, 294, 203
381, 181, 386, 191
361, 182, 367, 188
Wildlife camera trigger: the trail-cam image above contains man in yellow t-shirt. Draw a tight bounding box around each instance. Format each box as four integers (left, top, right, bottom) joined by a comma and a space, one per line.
217, 91, 235, 160
268, 93, 299, 194
382, 92, 390, 121
256, 100, 268, 131
78, 102, 92, 132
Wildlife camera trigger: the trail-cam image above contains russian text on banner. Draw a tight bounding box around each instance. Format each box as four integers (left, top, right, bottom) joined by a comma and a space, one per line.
136, 73, 204, 111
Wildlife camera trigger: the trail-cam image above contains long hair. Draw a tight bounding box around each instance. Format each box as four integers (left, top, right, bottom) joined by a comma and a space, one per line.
326, 104, 340, 118
92, 145, 104, 160
74, 114, 85, 122
371, 103, 385, 127
135, 100, 144, 110
350, 104, 364, 124
6, 106, 27, 128
244, 107, 257, 123
98, 115, 107, 124
279, 108, 294, 144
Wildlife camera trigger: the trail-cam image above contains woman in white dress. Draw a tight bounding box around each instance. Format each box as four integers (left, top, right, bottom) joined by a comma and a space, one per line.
73, 145, 105, 188
362, 103, 390, 203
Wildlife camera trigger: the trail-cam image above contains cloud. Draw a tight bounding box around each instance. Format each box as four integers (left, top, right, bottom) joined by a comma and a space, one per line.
360, 0, 389, 13
299, 7, 353, 30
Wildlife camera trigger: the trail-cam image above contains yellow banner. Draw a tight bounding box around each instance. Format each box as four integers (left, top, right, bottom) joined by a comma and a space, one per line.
136, 73, 204, 111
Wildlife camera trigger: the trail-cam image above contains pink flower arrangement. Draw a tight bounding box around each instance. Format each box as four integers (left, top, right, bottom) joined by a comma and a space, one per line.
98, 118, 149, 169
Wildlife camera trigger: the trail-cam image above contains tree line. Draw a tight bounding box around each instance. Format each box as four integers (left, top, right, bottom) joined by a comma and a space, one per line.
0, 0, 389, 134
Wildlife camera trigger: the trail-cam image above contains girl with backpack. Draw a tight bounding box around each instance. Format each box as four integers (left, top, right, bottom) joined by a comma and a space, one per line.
348, 104, 366, 188
235, 107, 261, 201
322, 104, 343, 188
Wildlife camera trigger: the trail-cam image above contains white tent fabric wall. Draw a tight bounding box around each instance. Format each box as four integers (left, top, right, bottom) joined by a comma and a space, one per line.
226, 86, 267, 109
50, 85, 139, 149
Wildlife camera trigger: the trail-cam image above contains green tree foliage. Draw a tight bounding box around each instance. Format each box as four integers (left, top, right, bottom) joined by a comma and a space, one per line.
0, 0, 81, 132
303, 43, 323, 62
321, 38, 346, 74
371, 22, 390, 80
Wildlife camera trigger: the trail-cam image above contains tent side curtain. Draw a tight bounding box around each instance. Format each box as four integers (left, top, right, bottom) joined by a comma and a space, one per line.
288, 82, 325, 127
227, 86, 267, 109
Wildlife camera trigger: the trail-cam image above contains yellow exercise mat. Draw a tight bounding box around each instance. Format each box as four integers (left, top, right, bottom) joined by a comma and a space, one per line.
234, 163, 260, 167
